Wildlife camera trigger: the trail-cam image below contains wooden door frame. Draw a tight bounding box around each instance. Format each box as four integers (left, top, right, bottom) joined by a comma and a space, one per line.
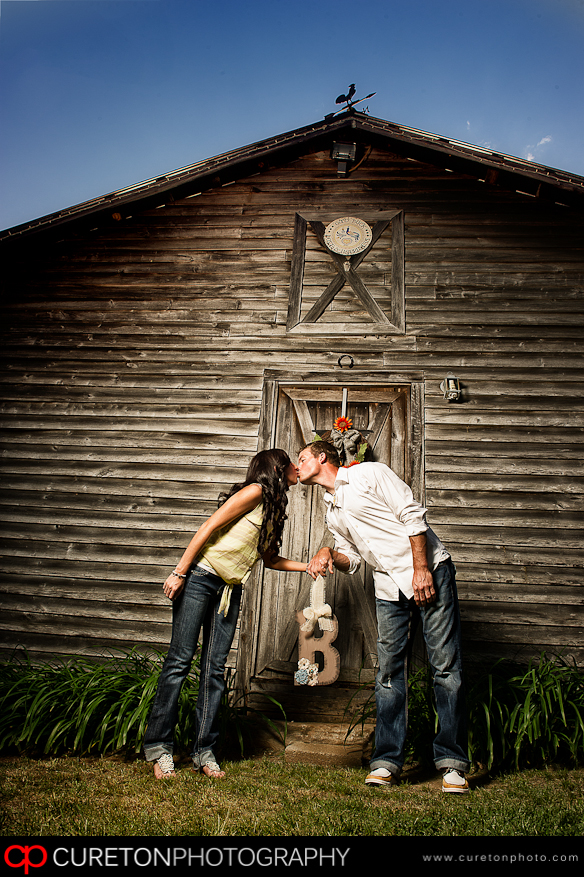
257, 369, 425, 495
236, 369, 426, 697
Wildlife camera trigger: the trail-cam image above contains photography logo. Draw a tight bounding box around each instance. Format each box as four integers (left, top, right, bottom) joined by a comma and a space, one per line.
4, 846, 48, 874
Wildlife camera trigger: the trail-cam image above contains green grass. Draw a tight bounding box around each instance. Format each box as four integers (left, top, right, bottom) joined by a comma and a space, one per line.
1, 756, 583, 837
1, 648, 583, 839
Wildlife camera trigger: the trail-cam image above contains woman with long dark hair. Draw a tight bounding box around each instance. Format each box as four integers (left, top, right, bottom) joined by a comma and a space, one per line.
143, 448, 307, 779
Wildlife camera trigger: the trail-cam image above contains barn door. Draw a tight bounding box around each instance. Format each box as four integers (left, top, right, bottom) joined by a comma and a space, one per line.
243, 381, 418, 713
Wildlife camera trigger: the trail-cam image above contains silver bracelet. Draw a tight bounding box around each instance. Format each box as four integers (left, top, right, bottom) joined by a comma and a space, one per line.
172, 570, 186, 578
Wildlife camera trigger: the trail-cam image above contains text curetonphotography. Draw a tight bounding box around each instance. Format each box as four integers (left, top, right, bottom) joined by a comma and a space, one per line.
49, 845, 351, 868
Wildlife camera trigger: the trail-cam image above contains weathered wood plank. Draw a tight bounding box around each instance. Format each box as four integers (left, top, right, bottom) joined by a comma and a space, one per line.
429, 507, 583, 529
433, 523, 583, 549
286, 212, 306, 330
426, 472, 584, 493
426, 455, 584, 476
452, 562, 582, 586
0, 430, 258, 453
438, 542, 584, 567
1, 593, 170, 624
426, 410, 584, 427
0, 557, 172, 582
0, 416, 260, 436
0, 442, 255, 468
0, 460, 249, 482
0, 505, 208, 532
460, 600, 584, 628
456, 581, 583, 604
0, 611, 172, 645
426, 489, 584, 511
459, 620, 583, 648
0, 474, 238, 499
0, 635, 170, 661
0, 573, 169, 603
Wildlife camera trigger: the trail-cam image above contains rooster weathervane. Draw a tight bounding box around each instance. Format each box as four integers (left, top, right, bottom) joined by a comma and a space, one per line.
325, 84, 376, 119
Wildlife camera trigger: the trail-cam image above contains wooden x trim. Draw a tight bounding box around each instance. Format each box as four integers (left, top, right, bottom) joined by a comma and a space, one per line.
286, 211, 405, 333
304, 219, 391, 324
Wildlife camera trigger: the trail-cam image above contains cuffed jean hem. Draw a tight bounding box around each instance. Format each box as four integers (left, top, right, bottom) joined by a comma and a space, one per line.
143, 743, 173, 762
369, 759, 402, 778
435, 757, 470, 773
192, 748, 217, 769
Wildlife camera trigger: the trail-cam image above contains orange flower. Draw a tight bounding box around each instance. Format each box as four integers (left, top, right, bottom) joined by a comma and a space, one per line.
333, 416, 353, 433
344, 460, 360, 467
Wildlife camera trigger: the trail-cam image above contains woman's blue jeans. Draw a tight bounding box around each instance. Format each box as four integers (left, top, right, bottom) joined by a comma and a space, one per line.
371, 559, 470, 777
143, 566, 242, 768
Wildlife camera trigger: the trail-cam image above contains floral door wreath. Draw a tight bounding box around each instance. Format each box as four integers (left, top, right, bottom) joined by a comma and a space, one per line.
313, 416, 369, 467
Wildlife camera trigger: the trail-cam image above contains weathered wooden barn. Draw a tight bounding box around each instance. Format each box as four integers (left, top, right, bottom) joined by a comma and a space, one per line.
1, 109, 583, 726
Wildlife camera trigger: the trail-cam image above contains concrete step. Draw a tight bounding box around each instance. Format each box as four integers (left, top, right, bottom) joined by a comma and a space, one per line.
253, 719, 374, 766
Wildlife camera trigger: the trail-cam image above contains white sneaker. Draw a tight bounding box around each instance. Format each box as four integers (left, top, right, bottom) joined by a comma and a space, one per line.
442, 769, 469, 793
365, 767, 399, 787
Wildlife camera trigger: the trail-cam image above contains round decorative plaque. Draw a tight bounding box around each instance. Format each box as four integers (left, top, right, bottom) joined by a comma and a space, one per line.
323, 216, 372, 256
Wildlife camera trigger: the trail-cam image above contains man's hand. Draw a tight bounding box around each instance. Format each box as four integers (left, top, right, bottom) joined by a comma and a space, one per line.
409, 533, 436, 607
412, 567, 436, 607
306, 548, 335, 580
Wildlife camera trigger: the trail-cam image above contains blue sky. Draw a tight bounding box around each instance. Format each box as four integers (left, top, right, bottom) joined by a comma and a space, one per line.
0, 0, 583, 231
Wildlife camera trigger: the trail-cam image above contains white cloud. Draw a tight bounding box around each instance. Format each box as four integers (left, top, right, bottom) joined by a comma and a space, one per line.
524, 135, 553, 163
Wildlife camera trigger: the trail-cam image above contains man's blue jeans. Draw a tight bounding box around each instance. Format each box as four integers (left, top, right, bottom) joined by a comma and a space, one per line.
371, 559, 469, 777
143, 566, 242, 768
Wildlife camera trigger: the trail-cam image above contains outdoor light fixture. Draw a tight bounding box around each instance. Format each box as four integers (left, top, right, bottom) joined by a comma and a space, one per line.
440, 373, 461, 402
331, 142, 357, 176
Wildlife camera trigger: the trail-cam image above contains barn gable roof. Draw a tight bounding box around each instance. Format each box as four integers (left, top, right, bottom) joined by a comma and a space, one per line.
2, 109, 583, 243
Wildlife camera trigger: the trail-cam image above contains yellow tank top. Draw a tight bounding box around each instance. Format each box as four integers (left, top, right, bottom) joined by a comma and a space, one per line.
197, 501, 264, 586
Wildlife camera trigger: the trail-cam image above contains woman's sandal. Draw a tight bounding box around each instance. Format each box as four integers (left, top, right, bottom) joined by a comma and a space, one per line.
198, 759, 225, 779
153, 753, 176, 779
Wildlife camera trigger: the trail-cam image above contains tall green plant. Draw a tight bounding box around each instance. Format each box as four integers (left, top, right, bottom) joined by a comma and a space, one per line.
0, 647, 287, 760
466, 653, 584, 771
466, 659, 518, 770
0, 647, 199, 756
507, 654, 584, 768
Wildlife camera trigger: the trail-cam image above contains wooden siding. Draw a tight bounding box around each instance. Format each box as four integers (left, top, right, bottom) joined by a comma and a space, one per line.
1, 146, 583, 670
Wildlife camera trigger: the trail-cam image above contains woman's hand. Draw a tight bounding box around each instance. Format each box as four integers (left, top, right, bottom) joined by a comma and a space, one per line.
163, 573, 185, 601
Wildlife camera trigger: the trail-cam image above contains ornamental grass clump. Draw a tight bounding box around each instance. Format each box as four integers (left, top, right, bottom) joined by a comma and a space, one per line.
0, 647, 285, 760
468, 653, 584, 771
0, 647, 200, 757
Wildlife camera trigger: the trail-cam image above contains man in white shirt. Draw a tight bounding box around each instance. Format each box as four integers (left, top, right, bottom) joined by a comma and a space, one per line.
298, 441, 470, 793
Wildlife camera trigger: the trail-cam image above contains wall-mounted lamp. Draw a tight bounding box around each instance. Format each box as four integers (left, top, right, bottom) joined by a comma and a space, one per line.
440, 373, 461, 402
331, 142, 357, 177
